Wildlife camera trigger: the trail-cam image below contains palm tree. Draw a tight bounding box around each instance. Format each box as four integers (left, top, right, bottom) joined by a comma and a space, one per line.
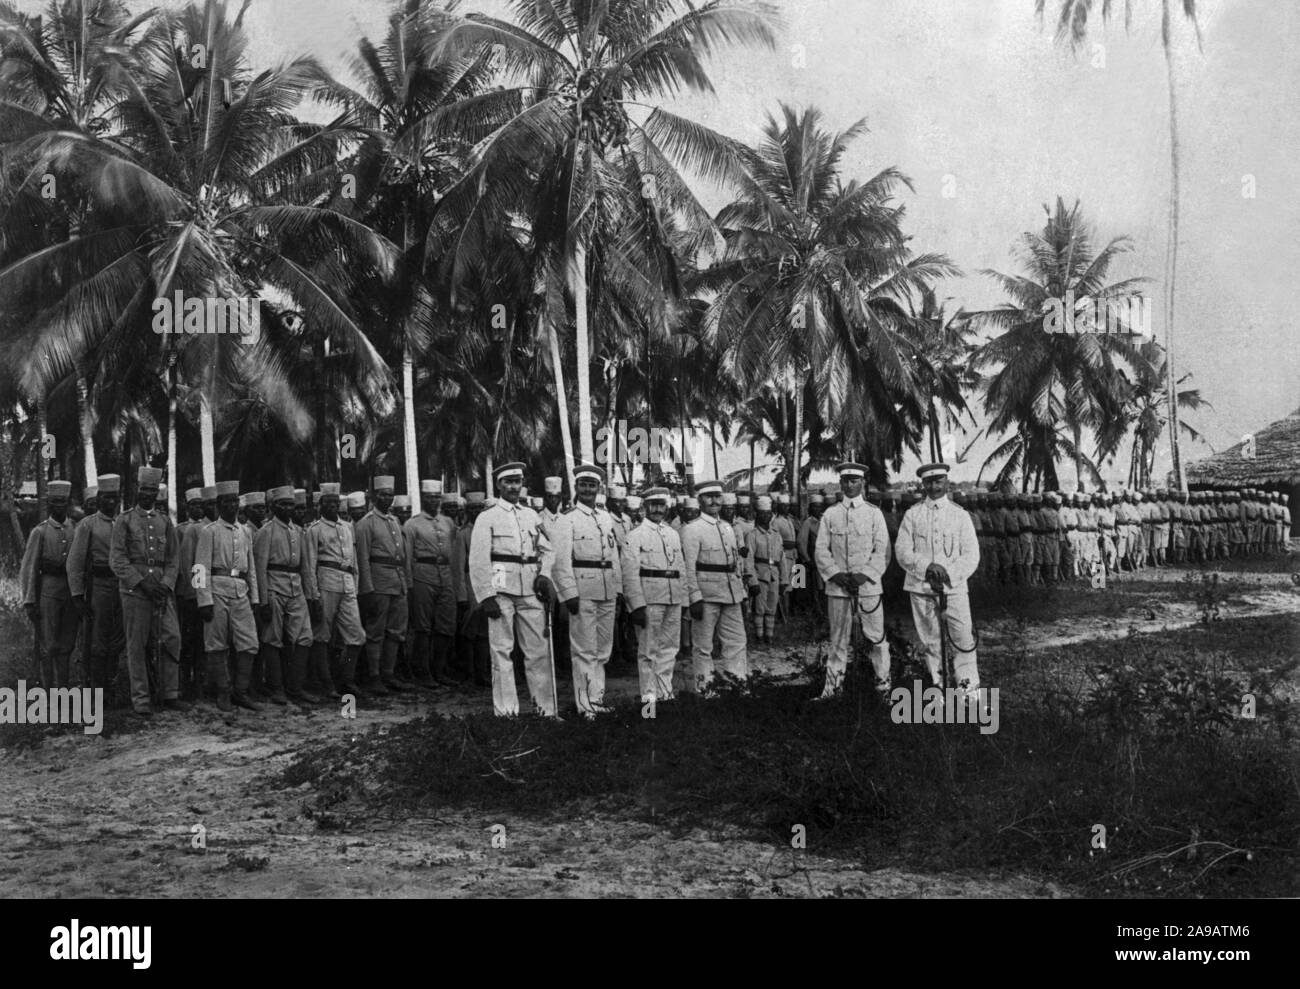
1036, 0, 1204, 492
1092, 338, 1207, 488
967, 197, 1146, 491
428, 0, 776, 490
0, 0, 393, 513
700, 104, 957, 504
903, 287, 979, 464
310, 0, 521, 510
0, 0, 157, 490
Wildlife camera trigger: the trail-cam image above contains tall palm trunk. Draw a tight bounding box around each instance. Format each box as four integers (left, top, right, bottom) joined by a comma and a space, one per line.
1162, 0, 1186, 493
573, 240, 595, 465
546, 314, 576, 496
604, 358, 618, 483
1073, 421, 1085, 493
166, 353, 179, 519
75, 366, 98, 485
35, 398, 48, 520
402, 209, 421, 515
198, 392, 215, 486
792, 370, 804, 508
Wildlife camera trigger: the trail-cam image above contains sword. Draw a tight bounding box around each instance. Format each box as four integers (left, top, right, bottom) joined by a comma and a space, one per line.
543, 589, 559, 718
929, 575, 953, 691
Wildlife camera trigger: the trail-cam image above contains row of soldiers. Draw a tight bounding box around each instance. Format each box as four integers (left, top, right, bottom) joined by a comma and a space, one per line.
954, 488, 1292, 586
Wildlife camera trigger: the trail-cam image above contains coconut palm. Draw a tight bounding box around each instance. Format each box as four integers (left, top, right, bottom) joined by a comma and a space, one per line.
967, 197, 1146, 491
1036, 0, 1204, 491
0, 0, 157, 500
0, 0, 394, 513
428, 0, 777, 491
699, 103, 957, 504
902, 286, 979, 464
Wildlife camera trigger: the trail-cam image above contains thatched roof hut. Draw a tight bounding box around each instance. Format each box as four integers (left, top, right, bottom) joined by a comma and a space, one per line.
1184, 408, 1300, 490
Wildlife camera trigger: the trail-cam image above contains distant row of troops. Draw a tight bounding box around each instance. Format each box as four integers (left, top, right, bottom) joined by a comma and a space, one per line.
20, 460, 989, 718
954, 488, 1291, 586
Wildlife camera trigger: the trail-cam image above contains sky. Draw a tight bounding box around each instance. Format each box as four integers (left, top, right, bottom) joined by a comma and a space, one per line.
24, 0, 1299, 487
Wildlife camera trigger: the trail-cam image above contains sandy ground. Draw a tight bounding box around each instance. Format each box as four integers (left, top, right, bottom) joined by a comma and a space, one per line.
2, 566, 1295, 899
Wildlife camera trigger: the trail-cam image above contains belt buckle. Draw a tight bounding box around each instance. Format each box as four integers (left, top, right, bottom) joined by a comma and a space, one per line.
230, 569, 242, 578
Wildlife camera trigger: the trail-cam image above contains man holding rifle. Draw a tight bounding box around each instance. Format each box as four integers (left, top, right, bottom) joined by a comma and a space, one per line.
895, 463, 981, 694
814, 463, 891, 699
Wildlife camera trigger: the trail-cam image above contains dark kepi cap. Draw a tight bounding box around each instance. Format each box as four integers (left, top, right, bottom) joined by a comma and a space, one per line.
917, 463, 950, 480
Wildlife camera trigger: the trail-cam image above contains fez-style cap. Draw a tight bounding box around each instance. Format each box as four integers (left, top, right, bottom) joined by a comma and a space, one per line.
48, 480, 72, 498
809, 493, 824, 504
737, 493, 751, 504
138, 466, 163, 486
683, 496, 699, 509
372, 475, 395, 492
626, 495, 642, 510
917, 463, 950, 480
185, 487, 203, 502
694, 480, 722, 497
319, 483, 340, 496
421, 479, 443, 495
216, 480, 240, 497
346, 491, 367, 508
293, 488, 307, 505
544, 476, 562, 495
200, 485, 217, 500
393, 495, 410, 509
98, 474, 122, 493
244, 491, 267, 506
609, 483, 626, 499
720, 492, 737, 506
530, 496, 543, 509
465, 491, 486, 505
756, 495, 773, 511
269, 485, 295, 502
494, 462, 525, 482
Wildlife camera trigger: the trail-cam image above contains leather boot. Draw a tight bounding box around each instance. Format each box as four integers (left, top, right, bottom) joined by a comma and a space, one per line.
310, 641, 340, 699
338, 645, 362, 696
286, 644, 322, 704
232, 651, 264, 711
431, 634, 456, 685
380, 638, 408, 691
249, 649, 267, 700
261, 643, 288, 705
410, 632, 436, 687
206, 650, 234, 712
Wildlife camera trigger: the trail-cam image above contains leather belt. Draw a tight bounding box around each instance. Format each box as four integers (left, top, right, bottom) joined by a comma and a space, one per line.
318, 560, 356, 574
572, 559, 612, 569
695, 562, 736, 573
491, 553, 538, 564
267, 563, 300, 573
369, 555, 403, 567
416, 556, 451, 565
781, 540, 797, 549
210, 567, 244, 578
91, 564, 114, 578
755, 557, 780, 566
39, 559, 67, 575
639, 568, 680, 579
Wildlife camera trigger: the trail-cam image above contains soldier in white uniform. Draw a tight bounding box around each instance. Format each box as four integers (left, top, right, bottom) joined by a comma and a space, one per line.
469, 462, 558, 717
681, 479, 757, 691
621, 487, 685, 703
895, 463, 982, 694
814, 462, 892, 698
195, 481, 261, 711
551, 463, 622, 719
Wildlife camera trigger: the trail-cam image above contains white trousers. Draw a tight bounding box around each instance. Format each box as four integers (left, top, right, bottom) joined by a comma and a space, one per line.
692, 602, 747, 690
637, 604, 682, 702
824, 594, 889, 697
909, 591, 979, 692
569, 598, 615, 715
488, 593, 555, 717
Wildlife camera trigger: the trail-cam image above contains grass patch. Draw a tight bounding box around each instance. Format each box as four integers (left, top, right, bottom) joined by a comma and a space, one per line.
283, 613, 1300, 898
